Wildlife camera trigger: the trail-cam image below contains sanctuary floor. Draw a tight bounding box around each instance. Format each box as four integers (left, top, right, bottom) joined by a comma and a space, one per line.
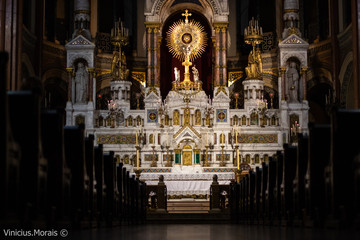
69, 224, 360, 240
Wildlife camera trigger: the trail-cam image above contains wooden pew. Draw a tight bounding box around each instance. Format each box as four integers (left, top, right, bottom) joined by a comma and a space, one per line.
260, 162, 268, 225
265, 157, 276, 225
304, 124, 330, 227
0, 52, 21, 227
116, 163, 124, 221
8, 91, 48, 227
85, 134, 97, 227
230, 182, 240, 222
247, 170, 256, 224
254, 167, 262, 224
41, 110, 72, 227
273, 151, 284, 226
64, 125, 90, 228
94, 144, 107, 226
292, 133, 308, 226
325, 109, 360, 227
280, 144, 297, 226
103, 151, 118, 226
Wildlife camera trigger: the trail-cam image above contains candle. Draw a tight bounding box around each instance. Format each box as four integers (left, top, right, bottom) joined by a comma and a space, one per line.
235, 128, 238, 144
166, 132, 169, 146
136, 131, 138, 145
206, 132, 208, 145
237, 148, 240, 170
136, 149, 139, 170
153, 132, 155, 146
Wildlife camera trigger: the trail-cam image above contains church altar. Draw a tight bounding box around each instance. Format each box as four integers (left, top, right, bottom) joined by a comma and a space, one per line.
139, 166, 234, 197
65, 8, 309, 198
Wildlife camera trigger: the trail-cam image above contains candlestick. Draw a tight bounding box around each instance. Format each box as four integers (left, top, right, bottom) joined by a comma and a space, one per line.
166, 132, 169, 146
153, 131, 155, 146
136, 131, 138, 145
136, 148, 139, 170
235, 128, 238, 144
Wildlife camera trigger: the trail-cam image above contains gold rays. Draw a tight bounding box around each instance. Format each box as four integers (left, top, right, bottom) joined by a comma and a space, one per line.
166, 17, 207, 62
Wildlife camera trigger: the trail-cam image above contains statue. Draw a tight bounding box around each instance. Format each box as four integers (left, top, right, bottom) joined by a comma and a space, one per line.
173, 110, 180, 125
184, 107, 190, 125
287, 62, 299, 102
245, 48, 262, 79
111, 50, 129, 80
174, 67, 180, 82
75, 62, 88, 103
120, 52, 129, 79
192, 65, 199, 82
195, 110, 201, 125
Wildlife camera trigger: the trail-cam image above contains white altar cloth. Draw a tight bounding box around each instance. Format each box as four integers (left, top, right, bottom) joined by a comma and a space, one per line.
145, 180, 231, 196
140, 171, 234, 196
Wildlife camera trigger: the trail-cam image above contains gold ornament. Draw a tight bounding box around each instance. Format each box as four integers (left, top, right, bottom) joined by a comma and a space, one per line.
167, 10, 207, 89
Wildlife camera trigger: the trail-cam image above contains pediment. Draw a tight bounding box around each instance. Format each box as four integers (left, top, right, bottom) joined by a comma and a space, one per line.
279, 34, 308, 47
66, 35, 94, 47
174, 125, 201, 140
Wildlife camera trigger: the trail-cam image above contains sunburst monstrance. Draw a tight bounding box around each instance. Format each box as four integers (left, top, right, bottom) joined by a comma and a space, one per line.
167, 10, 207, 90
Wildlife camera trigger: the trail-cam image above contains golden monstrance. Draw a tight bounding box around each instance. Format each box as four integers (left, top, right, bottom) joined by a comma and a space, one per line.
167, 10, 207, 91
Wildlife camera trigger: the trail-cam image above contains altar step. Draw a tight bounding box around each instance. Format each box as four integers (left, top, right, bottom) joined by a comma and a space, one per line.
167, 199, 210, 214
146, 212, 231, 223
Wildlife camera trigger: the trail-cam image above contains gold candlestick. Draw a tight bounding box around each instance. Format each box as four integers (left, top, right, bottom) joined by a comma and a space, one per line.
165, 146, 172, 167
220, 145, 226, 167
150, 145, 157, 167
204, 145, 210, 167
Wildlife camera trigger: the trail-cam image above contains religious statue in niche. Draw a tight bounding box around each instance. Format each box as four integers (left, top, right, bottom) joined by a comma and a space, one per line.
75, 62, 89, 103
245, 48, 262, 79
192, 65, 199, 82
184, 107, 190, 125
195, 110, 201, 125
173, 110, 180, 125
287, 61, 299, 102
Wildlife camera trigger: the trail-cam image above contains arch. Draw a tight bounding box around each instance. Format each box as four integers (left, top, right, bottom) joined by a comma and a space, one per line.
145, 0, 228, 26
21, 53, 35, 78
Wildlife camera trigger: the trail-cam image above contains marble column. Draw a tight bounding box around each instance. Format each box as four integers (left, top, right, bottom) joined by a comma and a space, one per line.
214, 26, 221, 86
146, 26, 152, 86
154, 25, 161, 87
221, 26, 228, 86
66, 68, 74, 101
280, 67, 286, 100
301, 66, 308, 101
88, 67, 94, 101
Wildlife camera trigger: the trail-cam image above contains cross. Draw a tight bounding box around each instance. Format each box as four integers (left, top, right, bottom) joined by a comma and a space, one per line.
182, 9, 192, 23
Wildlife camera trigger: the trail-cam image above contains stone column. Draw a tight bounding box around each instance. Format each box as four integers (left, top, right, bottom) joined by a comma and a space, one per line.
214, 26, 221, 86
221, 25, 228, 86
66, 68, 74, 101
280, 67, 286, 100
88, 67, 94, 101
146, 25, 153, 86
153, 24, 161, 87
301, 66, 308, 101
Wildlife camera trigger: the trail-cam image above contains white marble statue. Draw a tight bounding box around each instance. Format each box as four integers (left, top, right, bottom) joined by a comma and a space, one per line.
75, 62, 88, 103
287, 61, 299, 102
174, 67, 180, 82
192, 65, 199, 82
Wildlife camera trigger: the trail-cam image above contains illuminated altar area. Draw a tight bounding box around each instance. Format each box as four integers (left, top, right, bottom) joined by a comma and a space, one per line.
65, 0, 309, 197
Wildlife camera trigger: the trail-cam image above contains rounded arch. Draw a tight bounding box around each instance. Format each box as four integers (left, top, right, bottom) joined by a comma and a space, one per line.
21, 53, 35, 79
145, 0, 228, 25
